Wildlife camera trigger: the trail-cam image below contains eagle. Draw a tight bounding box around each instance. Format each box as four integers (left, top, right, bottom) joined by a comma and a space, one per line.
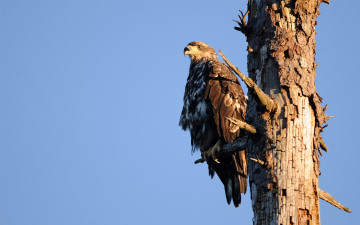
179, 41, 248, 207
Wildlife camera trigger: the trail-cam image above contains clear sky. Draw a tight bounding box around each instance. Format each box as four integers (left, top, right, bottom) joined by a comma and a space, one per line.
0, 0, 359, 224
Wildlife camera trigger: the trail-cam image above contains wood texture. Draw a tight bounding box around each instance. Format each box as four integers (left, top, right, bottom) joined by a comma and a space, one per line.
243, 0, 329, 224
318, 189, 351, 213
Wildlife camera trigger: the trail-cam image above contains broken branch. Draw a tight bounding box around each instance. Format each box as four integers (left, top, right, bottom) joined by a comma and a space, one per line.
221, 136, 248, 154
194, 136, 248, 164
227, 117, 256, 134
323, 103, 328, 112
194, 158, 205, 164
247, 45, 254, 53
319, 137, 328, 152
319, 189, 351, 213
234, 10, 250, 35
219, 50, 278, 113
250, 157, 265, 165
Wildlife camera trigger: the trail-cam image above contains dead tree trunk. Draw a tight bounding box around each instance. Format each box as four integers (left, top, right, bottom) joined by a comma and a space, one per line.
193, 0, 350, 221
238, 1, 329, 224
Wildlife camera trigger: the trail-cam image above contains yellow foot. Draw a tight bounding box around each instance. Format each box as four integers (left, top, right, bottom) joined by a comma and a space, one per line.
201, 140, 222, 163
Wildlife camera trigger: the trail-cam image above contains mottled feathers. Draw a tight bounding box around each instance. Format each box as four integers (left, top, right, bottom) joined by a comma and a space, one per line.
180, 41, 248, 207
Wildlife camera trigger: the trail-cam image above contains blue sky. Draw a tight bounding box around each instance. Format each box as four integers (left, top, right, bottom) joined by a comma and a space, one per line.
0, 0, 359, 224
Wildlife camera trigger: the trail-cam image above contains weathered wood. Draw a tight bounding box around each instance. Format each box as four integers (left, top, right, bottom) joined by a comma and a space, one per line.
319, 189, 351, 213
194, 136, 248, 164
219, 50, 278, 113
227, 117, 257, 134
234, 10, 250, 35
319, 137, 329, 152
242, 0, 330, 224
250, 157, 265, 166
221, 136, 248, 154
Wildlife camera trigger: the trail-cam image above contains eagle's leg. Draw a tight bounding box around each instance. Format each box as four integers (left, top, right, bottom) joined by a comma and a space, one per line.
202, 139, 223, 163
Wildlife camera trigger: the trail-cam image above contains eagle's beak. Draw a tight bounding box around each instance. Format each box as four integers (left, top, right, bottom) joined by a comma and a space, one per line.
184, 45, 198, 56
184, 46, 190, 56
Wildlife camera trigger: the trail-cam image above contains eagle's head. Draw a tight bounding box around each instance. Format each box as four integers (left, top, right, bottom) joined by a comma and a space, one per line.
184, 41, 217, 62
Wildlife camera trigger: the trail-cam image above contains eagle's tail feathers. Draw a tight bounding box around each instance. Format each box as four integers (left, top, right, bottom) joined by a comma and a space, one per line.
210, 151, 247, 207
224, 177, 232, 205
232, 173, 241, 207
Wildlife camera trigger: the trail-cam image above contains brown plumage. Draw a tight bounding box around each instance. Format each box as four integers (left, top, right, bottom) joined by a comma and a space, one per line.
179, 41, 247, 207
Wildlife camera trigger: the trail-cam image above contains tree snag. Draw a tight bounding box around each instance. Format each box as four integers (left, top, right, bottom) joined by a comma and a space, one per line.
231, 0, 342, 224
189, 1, 351, 222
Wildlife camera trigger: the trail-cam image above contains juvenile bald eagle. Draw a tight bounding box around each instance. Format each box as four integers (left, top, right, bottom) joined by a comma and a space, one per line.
179, 41, 248, 207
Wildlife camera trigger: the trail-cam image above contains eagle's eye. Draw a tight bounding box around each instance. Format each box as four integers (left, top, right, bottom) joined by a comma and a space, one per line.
198, 45, 203, 50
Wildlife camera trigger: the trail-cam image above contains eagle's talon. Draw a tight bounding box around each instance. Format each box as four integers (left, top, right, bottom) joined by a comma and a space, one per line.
202, 140, 222, 163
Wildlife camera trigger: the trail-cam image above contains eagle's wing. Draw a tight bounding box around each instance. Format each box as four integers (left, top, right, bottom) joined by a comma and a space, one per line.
204, 60, 248, 205
204, 60, 247, 142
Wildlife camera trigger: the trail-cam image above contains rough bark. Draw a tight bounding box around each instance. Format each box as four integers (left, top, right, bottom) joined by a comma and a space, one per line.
242, 1, 328, 224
